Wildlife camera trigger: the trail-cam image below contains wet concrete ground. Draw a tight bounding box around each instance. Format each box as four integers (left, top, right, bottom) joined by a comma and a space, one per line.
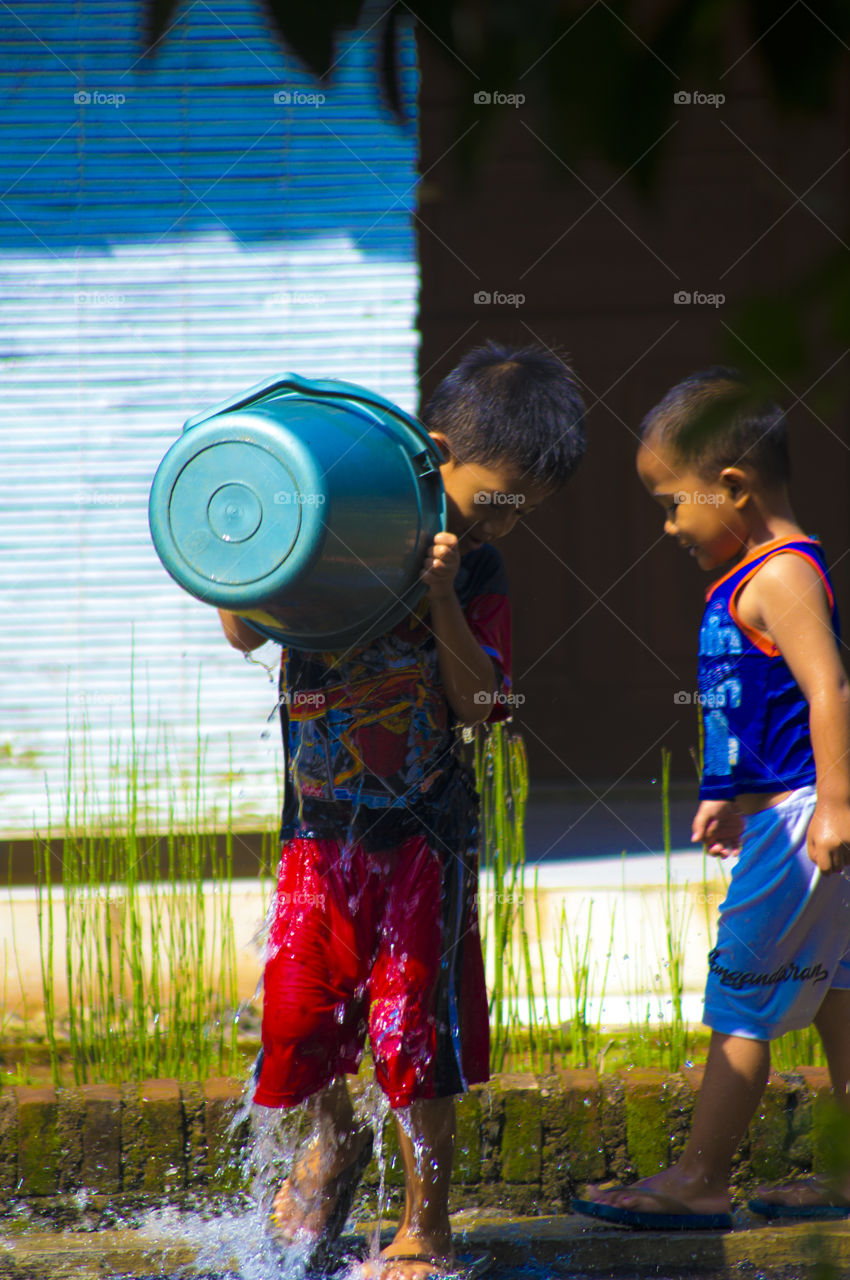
0, 1212, 847, 1279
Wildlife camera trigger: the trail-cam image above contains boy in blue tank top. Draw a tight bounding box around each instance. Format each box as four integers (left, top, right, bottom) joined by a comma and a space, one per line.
574, 368, 850, 1229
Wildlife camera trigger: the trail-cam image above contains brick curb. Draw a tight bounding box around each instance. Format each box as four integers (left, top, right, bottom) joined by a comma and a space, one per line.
0, 1067, 835, 1210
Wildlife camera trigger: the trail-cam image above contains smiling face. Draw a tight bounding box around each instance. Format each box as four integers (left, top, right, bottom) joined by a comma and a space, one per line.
434, 443, 554, 551
637, 433, 749, 571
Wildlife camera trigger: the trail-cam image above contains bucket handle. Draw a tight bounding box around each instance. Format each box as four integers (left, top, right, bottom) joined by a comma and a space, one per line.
183, 373, 441, 467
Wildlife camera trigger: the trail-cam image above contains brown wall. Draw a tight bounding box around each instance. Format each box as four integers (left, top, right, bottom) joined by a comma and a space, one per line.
417, 34, 850, 784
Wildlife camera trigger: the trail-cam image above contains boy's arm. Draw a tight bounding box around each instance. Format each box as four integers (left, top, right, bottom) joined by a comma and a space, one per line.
218, 609, 269, 652
751, 554, 850, 873
422, 532, 501, 725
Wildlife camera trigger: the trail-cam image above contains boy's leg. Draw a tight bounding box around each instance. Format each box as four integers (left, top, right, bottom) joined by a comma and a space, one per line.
753, 987, 850, 1209
259, 833, 380, 1239
384, 1097, 455, 1264
815, 987, 850, 1104
587, 1030, 769, 1215
591, 787, 848, 1221
586, 793, 850, 1222
361, 838, 460, 1273
272, 1075, 372, 1235
351, 1098, 456, 1279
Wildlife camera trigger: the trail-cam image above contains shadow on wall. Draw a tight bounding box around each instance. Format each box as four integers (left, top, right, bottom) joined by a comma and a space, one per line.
0, 0, 416, 254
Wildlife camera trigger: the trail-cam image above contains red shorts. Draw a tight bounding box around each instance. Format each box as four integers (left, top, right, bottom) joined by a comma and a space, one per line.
253, 833, 490, 1110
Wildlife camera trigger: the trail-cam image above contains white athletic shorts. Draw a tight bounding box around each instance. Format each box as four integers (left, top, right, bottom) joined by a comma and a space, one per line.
702, 785, 850, 1041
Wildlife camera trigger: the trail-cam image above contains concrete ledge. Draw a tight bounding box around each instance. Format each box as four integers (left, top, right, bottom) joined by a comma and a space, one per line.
456, 1214, 850, 1278
0, 1068, 841, 1211
0, 1229, 196, 1280
1, 1217, 848, 1279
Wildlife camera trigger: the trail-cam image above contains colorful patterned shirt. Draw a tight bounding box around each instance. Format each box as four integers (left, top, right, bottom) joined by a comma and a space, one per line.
278, 543, 512, 852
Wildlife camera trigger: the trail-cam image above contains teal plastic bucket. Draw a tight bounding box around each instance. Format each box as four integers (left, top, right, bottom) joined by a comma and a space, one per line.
148, 373, 446, 650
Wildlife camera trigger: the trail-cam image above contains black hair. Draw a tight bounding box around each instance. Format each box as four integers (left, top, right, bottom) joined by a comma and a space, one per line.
420, 340, 586, 488
640, 367, 789, 487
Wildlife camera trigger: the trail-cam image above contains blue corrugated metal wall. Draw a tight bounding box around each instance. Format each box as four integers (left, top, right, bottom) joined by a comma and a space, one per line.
0, 0, 419, 835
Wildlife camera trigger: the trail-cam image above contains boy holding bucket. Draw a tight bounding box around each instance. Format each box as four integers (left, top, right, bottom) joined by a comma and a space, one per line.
219, 341, 586, 1279
573, 369, 850, 1230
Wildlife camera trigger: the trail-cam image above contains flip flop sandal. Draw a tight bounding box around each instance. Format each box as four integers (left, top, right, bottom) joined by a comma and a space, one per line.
571, 1192, 732, 1231
270, 1127, 375, 1270
748, 1177, 850, 1221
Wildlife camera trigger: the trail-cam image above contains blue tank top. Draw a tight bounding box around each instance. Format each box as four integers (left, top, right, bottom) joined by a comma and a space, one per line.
697, 538, 840, 800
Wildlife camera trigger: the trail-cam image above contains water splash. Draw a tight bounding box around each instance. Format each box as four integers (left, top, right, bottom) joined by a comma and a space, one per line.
141, 1076, 395, 1280
142, 1198, 307, 1280
360, 1082, 392, 1262
142, 1098, 305, 1279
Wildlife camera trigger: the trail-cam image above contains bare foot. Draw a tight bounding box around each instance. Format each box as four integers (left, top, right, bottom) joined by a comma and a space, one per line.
586, 1166, 731, 1218
271, 1126, 372, 1244
351, 1255, 455, 1280
347, 1227, 455, 1280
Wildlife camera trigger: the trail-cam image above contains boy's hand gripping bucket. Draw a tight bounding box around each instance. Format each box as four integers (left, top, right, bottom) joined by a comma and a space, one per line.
148, 374, 447, 650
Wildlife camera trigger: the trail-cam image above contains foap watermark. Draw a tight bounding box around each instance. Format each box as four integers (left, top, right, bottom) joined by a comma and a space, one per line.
264, 291, 326, 310
473, 690, 526, 708
185, 530, 211, 555
473, 90, 526, 108
673, 90, 725, 108
473, 491, 525, 506
279, 890, 326, 908
274, 89, 325, 107
673, 689, 731, 707
274, 491, 326, 506
74, 489, 124, 507
280, 690, 327, 711
76, 291, 125, 308
75, 690, 128, 708
74, 90, 126, 107
473, 290, 525, 308
673, 290, 725, 308
673, 490, 723, 507
474, 891, 525, 910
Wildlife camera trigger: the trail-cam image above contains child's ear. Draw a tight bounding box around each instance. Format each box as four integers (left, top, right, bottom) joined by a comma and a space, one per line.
720, 466, 750, 508
428, 431, 453, 463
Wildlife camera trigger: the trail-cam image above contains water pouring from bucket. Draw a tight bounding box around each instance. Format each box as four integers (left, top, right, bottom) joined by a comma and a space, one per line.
148, 373, 447, 651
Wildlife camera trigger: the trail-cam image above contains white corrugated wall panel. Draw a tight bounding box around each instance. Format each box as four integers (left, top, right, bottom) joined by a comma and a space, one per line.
0, 0, 419, 836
